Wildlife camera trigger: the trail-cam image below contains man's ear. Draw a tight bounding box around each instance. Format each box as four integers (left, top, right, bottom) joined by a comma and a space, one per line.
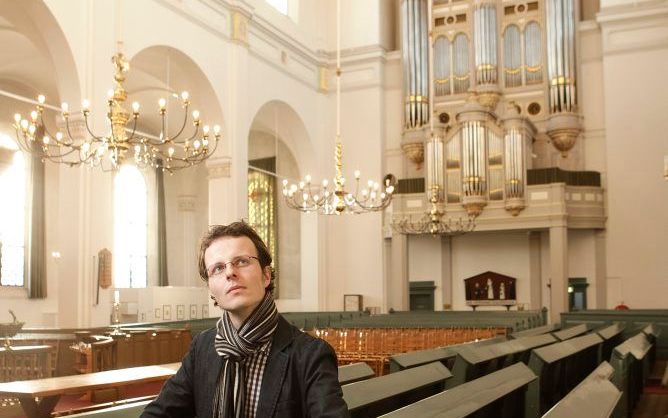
262, 266, 271, 288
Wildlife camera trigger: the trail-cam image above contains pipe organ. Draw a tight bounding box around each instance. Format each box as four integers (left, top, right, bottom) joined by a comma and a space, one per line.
397, 0, 583, 223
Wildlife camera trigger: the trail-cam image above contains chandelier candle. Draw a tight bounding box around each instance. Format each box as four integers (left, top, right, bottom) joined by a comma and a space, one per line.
12, 52, 221, 172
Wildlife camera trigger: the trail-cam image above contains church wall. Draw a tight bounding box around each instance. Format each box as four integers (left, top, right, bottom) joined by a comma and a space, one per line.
450, 232, 532, 311
567, 229, 598, 308
578, 22, 607, 175
597, 1, 668, 308
408, 235, 443, 310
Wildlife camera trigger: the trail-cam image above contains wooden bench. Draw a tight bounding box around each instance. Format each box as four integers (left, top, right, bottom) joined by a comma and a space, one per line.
561, 310, 668, 360
71, 336, 117, 374
511, 324, 561, 339
388, 336, 507, 373
609, 332, 652, 418
0, 363, 179, 418
596, 323, 626, 364
551, 324, 589, 341
542, 361, 621, 418
338, 362, 375, 385
342, 362, 452, 417
525, 333, 604, 416
641, 323, 660, 365
446, 334, 556, 388
65, 398, 152, 418
379, 362, 537, 418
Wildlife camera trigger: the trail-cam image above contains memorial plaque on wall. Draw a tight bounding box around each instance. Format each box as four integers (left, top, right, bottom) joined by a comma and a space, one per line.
98, 248, 112, 289
464, 271, 517, 309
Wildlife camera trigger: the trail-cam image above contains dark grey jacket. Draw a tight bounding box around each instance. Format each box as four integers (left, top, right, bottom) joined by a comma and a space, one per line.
141, 315, 349, 418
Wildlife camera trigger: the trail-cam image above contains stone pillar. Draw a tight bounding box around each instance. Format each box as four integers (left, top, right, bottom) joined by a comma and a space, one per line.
177, 195, 197, 287
594, 230, 607, 308
207, 157, 236, 225
549, 225, 569, 323
389, 232, 409, 311
440, 236, 453, 310
528, 231, 543, 310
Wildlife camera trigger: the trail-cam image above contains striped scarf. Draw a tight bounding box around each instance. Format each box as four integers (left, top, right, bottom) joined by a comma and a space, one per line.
213, 291, 279, 418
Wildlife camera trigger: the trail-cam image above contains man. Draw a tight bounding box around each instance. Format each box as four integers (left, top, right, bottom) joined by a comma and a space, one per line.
142, 221, 349, 417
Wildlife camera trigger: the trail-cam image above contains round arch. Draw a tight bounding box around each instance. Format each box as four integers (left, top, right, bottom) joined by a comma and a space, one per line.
248, 100, 314, 180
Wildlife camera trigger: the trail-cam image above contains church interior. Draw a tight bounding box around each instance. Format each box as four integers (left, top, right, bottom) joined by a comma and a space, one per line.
0, 0, 666, 416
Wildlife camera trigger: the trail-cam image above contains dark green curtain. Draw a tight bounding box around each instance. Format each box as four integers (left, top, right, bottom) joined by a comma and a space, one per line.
28, 127, 46, 298
156, 163, 168, 286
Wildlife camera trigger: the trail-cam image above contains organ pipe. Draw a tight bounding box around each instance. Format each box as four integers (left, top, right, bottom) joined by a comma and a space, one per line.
401, 0, 429, 129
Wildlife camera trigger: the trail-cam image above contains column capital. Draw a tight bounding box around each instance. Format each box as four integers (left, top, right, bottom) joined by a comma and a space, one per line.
206, 156, 232, 179
231, 10, 250, 46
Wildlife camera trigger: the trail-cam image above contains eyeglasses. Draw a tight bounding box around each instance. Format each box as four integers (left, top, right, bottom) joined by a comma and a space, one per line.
207, 255, 260, 278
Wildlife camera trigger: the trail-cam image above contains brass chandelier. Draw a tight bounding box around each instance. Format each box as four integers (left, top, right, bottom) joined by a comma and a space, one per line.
281, 0, 394, 215
12, 51, 220, 172
391, 0, 476, 235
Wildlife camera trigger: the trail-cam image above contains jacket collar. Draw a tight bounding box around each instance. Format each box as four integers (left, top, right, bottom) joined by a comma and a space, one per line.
255, 315, 295, 417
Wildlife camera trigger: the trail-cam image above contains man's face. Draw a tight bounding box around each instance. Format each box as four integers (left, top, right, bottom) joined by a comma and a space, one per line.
205, 236, 270, 328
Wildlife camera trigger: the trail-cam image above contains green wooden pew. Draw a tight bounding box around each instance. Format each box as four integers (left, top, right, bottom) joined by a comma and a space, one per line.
641, 323, 660, 365
561, 310, 668, 359
388, 336, 507, 373
551, 324, 589, 341
339, 362, 376, 385
342, 362, 452, 418
542, 361, 621, 418
378, 362, 538, 418
446, 334, 556, 388
66, 400, 151, 418
525, 333, 604, 417
511, 324, 561, 339
596, 323, 626, 364
610, 332, 652, 418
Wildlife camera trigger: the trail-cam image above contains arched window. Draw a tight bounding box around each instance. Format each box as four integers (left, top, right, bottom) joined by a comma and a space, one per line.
503, 25, 522, 87
524, 22, 543, 84
114, 165, 147, 288
434, 36, 451, 96
452, 34, 470, 94
0, 143, 26, 286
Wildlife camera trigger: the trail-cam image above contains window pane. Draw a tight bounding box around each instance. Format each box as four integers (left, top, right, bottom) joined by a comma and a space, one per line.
114, 165, 147, 288
0, 151, 25, 286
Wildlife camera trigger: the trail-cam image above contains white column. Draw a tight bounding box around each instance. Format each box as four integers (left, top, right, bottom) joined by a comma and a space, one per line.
593, 230, 607, 308
389, 232, 409, 311
549, 225, 569, 323
207, 157, 236, 225
177, 195, 197, 287
529, 231, 543, 310
440, 235, 453, 310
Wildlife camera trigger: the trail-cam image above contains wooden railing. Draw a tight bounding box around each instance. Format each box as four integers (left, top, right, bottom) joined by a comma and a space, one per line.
317, 327, 506, 375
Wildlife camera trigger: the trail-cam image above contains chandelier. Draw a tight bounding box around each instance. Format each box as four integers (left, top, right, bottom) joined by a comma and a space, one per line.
12, 51, 220, 172
391, 0, 476, 235
281, 0, 394, 215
